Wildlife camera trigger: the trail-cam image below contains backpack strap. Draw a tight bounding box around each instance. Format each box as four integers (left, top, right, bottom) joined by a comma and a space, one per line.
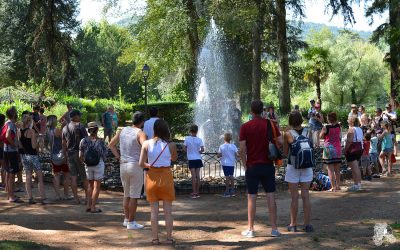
289, 129, 300, 140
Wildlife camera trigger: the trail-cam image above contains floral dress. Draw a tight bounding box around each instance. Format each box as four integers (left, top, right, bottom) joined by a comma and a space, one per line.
322, 124, 342, 164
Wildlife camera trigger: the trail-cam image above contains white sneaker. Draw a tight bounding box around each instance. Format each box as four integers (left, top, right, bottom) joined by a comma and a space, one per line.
123, 219, 128, 227
127, 221, 144, 230
241, 230, 255, 238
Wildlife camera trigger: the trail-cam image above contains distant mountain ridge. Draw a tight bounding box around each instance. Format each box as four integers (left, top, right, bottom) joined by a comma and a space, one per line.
298, 21, 372, 40
115, 17, 372, 40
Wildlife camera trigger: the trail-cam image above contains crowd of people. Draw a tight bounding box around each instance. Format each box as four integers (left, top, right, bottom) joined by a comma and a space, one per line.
0, 99, 398, 244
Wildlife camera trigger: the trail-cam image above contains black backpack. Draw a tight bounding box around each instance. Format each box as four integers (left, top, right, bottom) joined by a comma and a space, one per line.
84, 139, 100, 166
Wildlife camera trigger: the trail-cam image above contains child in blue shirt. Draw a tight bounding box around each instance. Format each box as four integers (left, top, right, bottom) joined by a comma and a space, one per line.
218, 133, 238, 197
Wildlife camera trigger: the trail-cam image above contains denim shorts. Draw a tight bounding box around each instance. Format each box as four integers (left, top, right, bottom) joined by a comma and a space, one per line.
21, 154, 42, 172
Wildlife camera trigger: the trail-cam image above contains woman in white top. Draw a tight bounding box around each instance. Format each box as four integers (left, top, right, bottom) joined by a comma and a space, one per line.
344, 115, 363, 191
139, 119, 178, 245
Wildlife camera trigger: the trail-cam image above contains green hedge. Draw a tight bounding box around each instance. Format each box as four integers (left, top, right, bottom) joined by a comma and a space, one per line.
131, 102, 193, 137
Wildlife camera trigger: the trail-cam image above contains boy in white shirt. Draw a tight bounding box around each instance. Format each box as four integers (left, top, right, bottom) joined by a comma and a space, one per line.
218, 133, 238, 197
184, 125, 204, 199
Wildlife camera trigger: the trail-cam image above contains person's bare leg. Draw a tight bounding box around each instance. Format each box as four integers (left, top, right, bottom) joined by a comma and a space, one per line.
150, 202, 159, 240
195, 168, 201, 194
163, 201, 173, 240
247, 194, 256, 231
123, 197, 130, 220
70, 176, 79, 202
300, 182, 311, 225
128, 198, 138, 222
379, 152, 387, 173
229, 176, 235, 190
334, 164, 341, 189
350, 161, 362, 185
83, 179, 89, 200
326, 165, 335, 190
190, 168, 196, 194
63, 172, 71, 197
266, 192, 278, 230
90, 180, 101, 211
6, 173, 16, 200
36, 170, 46, 200
388, 153, 393, 174
288, 183, 299, 226
25, 170, 33, 200
53, 172, 61, 199
224, 177, 229, 193
86, 180, 94, 210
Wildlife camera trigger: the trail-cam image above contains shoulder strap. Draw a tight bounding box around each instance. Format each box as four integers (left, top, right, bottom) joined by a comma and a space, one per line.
301, 127, 308, 137
268, 120, 278, 143
289, 129, 299, 139
150, 141, 169, 167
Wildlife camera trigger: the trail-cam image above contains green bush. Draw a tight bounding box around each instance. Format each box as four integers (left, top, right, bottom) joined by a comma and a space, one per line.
0, 100, 32, 118
131, 102, 193, 138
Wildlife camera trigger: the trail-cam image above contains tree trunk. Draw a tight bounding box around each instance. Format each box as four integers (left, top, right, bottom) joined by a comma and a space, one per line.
351, 86, 356, 104
251, 0, 265, 101
316, 78, 321, 108
340, 90, 344, 107
389, 0, 400, 108
185, 0, 200, 101
316, 68, 322, 108
276, 0, 291, 114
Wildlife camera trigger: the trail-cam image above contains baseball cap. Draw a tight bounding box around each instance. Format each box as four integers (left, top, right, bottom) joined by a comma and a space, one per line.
385, 103, 391, 108
87, 121, 99, 129
351, 104, 357, 108
69, 109, 82, 118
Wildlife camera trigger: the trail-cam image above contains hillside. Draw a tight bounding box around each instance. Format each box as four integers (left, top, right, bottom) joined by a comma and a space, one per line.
298, 21, 372, 40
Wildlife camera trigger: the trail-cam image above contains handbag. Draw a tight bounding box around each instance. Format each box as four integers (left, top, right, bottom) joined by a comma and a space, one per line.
49, 129, 66, 165
268, 120, 282, 161
346, 128, 363, 156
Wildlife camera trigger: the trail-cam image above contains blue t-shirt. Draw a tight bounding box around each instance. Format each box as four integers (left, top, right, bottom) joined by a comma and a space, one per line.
103, 112, 113, 129
369, 137, 378, 154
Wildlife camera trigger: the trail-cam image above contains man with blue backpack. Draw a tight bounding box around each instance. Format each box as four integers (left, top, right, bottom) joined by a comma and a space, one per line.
283, 111, 314, 233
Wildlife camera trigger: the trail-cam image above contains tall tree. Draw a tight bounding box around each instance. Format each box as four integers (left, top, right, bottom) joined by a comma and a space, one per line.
26, 0, 79, 90
366, 0, 400, 107
251, 0, 266, 101
276, 0, 290, 113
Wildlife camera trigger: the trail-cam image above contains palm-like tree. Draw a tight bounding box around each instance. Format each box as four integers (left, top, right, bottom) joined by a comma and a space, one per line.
303, 47, 331, 108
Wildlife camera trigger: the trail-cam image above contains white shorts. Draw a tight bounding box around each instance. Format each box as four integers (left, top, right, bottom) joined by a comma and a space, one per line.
120, 162, 143, 198
85, 160, 105, 181
285, 164, 313, 183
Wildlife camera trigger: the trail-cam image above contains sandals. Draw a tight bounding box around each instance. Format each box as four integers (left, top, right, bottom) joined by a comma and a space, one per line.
90, 209, 102, 213
165, 238, 176, 245
151, 239, 160, 245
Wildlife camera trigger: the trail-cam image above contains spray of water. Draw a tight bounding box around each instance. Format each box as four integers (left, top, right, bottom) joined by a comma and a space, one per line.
194, 18, 236, 152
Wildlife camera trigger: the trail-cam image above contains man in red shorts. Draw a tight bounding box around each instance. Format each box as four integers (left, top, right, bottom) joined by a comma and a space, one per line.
239, 100, 282, 238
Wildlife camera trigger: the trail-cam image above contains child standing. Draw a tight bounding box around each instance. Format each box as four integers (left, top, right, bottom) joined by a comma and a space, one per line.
361, 133, 372, 181
184, 125, 204, 199
379, 121, 394, 176
217, 133, 238, 197
369, 130, 379, 177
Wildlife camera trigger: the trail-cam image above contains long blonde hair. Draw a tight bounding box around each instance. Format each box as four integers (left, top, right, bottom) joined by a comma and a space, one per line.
22, 114, 32, 129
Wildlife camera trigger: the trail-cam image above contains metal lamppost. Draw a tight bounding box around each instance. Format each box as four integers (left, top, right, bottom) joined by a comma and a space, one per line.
142, 64, 150, 115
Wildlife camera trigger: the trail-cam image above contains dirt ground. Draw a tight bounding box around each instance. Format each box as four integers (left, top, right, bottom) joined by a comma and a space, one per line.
0, 172, 399, 250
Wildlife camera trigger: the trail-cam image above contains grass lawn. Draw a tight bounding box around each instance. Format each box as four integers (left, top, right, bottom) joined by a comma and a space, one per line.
0, 240, 54, 250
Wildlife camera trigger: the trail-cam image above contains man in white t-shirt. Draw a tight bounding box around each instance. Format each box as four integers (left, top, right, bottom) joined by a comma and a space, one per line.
184, 125, 204, 199
143, 107, 159, 139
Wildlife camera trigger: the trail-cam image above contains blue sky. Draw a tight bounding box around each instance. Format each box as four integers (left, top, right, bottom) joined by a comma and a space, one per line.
79, 0, 387, 32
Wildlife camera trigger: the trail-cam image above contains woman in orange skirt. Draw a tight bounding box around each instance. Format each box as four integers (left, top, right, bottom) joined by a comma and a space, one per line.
139, 119, 178, 245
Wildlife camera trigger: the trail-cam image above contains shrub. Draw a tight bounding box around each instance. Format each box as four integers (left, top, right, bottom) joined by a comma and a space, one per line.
0, 100, 32, 118
131, 102, 193, 138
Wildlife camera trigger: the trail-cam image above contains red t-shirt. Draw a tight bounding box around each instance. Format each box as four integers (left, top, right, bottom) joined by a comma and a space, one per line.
239, 116, 281, 166
363, 140, 370, 156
